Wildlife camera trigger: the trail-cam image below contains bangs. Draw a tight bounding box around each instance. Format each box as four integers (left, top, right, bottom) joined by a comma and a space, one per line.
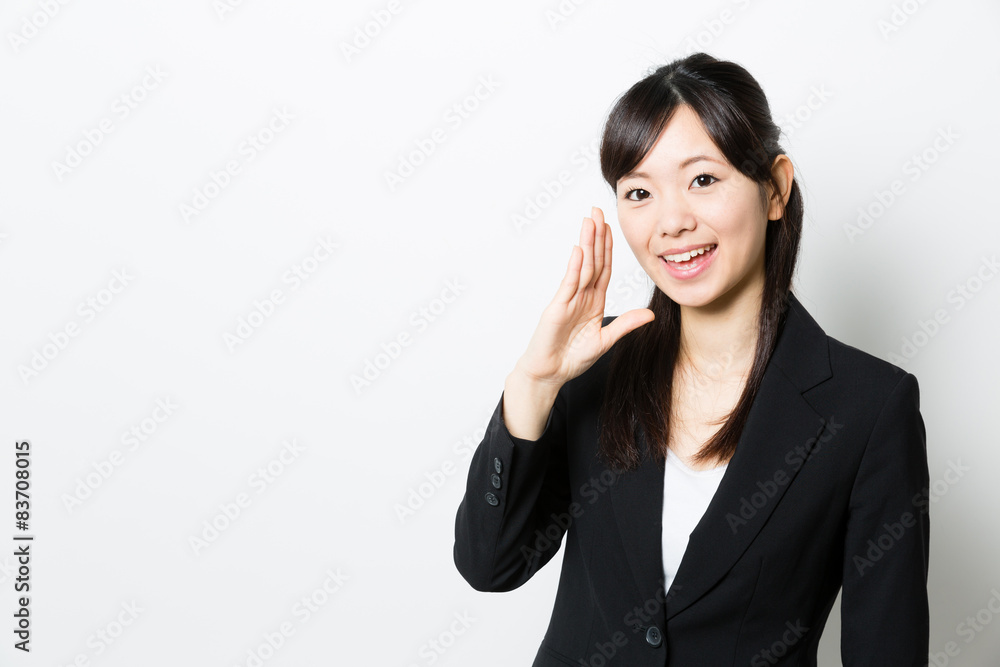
600, 80, 684, 189
600, 67, 776, 192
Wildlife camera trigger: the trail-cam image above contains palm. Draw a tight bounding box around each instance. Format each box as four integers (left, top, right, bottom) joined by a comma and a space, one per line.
518, 206, 655, 386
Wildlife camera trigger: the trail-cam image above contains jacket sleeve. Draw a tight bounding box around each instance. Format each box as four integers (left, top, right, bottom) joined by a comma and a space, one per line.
453, 383, 571, 592
841, 372, 930, 665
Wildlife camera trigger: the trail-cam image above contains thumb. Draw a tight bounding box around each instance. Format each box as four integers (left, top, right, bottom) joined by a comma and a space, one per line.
601, 308, 655, 351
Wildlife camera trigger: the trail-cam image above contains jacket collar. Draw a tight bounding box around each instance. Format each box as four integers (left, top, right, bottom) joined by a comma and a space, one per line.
608, 291, 833, 621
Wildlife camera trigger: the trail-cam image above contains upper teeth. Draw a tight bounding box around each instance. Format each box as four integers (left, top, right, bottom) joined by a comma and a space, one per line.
663, 244, 716, 262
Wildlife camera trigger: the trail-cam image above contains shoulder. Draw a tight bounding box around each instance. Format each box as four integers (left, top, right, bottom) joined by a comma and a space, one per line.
780, 291, 919, 405
811, 332, 922, 448
825, 332, 918, 398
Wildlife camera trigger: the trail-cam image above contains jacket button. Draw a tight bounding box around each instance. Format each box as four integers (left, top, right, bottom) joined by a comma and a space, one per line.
491, 473, 502, 489
645, 625, 662, 647
485, 492, 499, 506
494, 457, 502, 474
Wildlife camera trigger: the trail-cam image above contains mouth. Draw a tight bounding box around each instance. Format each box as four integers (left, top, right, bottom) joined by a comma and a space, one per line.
661, 243, 717, 265
659, 243, 718, 278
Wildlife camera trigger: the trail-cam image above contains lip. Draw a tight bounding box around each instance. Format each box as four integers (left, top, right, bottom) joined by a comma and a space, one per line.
660, 243, 718, 280
659, 242, 717, 256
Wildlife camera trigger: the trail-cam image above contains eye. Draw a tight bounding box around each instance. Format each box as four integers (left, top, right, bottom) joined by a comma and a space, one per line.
692, 173, 718, 188
623, 187, 649, 201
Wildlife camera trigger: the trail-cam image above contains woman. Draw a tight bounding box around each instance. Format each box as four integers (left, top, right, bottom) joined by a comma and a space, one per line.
453, 52, 929, 666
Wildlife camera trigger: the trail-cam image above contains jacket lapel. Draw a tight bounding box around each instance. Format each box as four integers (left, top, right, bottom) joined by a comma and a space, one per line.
608, 292, 834, 621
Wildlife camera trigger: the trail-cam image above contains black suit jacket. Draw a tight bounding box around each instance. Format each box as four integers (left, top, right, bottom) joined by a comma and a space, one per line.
453, 292, 930, 666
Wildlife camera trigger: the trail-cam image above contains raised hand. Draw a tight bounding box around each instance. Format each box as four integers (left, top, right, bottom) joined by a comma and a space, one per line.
514, 205, 656, 389
502, 206, 655, 441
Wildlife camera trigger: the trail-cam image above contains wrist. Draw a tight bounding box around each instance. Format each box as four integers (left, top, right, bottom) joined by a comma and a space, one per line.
506, 365, 562, 403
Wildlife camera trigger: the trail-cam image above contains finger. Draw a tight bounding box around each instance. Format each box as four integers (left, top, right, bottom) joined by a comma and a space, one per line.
601, 308, 655, 352
591, 206, 611, 292
554, 243, 582, 304
590, 207, 606, 287
591, 205, 604, 226
578, 216, 595, 290
594, 222, 613, 295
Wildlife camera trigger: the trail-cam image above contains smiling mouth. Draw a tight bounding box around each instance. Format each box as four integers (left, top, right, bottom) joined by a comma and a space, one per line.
661, 243, 717, 265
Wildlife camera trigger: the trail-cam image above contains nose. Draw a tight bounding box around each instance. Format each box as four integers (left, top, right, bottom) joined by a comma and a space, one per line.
653, 193, 696, 237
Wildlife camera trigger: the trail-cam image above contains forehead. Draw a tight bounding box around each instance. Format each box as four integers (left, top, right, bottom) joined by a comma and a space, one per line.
633, 105, 723, 171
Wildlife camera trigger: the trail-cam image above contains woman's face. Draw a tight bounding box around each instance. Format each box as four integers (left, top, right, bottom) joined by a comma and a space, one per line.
616, 104, 781, 311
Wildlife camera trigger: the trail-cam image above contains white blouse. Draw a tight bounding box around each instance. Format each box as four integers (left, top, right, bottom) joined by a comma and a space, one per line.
661, 447, 729, 594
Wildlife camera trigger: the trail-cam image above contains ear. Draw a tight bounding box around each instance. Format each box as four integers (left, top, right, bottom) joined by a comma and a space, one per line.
766, 155, 794, 221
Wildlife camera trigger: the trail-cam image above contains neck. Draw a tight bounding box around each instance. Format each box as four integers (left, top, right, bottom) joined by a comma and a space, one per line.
676, 281, 762, 381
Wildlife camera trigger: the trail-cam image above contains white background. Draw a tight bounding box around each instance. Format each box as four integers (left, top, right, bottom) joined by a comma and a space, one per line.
1, 0, 998, 665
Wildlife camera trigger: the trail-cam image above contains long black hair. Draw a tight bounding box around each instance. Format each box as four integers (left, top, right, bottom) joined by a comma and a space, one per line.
597, 52, 803, 473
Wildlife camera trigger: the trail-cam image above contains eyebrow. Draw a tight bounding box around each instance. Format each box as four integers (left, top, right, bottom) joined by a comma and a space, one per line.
619, 154, 726, 182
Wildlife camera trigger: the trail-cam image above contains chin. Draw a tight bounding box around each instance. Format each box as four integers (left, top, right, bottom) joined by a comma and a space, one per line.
654, 283, 717, 308
670, 293, 718, 308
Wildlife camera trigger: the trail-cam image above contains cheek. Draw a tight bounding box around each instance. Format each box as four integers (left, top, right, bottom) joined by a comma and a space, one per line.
723, 226, 759, 259
709, 202, 766, 252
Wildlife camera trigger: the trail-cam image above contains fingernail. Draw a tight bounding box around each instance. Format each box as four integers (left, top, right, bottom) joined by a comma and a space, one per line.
591, 206, 598, 217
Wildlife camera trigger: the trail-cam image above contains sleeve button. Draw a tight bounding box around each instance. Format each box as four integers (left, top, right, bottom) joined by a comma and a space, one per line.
491, 473, 501, 489
485, 492, 499, 506
493, 457, 502, 474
